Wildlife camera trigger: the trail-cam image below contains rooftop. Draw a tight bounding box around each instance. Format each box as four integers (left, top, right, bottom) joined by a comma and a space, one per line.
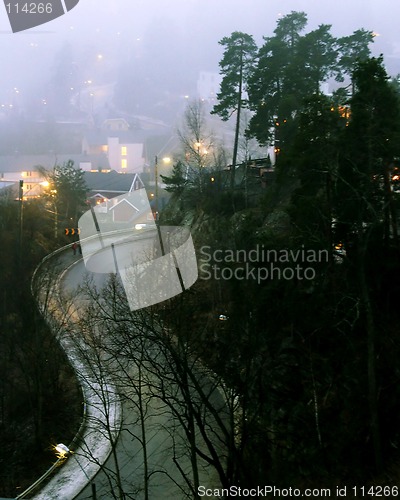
84, 170, 144, 194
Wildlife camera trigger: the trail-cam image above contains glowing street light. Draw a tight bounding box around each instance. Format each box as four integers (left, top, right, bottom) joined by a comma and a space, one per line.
55, 443, 71, 458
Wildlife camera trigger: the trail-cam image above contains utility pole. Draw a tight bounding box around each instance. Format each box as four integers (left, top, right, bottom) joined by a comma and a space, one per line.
154, 155, 158, 220
54, 203, 58, 239
18, 179, 23, 264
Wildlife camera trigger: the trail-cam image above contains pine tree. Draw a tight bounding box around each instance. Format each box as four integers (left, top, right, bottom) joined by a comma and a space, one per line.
247, 12, 308, 152
212, 31, 257, 191
160, 161, 187, 196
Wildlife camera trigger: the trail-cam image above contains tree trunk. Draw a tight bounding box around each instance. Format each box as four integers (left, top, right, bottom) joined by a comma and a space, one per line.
383, 161, 399, 247
358, 239, 383, 473
230, 43, 244, 201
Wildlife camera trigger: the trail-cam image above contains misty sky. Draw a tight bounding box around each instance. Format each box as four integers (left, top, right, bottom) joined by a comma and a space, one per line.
0, 0, 399, 111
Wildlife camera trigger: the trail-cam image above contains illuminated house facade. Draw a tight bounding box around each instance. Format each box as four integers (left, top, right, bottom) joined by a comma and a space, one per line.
82, 119, 145, 174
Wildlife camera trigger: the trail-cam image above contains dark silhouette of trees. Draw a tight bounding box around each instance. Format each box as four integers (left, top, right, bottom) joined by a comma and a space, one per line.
333, 57, 400, 472
172, 19, 400, 486
69, 274, 244, 499
336, 29, 375, 94
239, 12, 374, 158
246, 11, 309, 151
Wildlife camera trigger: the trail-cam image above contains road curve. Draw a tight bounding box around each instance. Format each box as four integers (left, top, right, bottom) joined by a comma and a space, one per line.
22, 240, 224, 499
17, 247, 122, 500
64, 257, 222, 499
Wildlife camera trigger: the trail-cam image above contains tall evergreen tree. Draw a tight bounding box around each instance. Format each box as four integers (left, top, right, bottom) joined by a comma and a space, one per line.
211, 31, 257, 191
336, 56, 400, 244
288, 94, 346, 247
336, 29, 375, 93
160, 161, 187, 197
297, 24, 338, 94
247, 12, 308, 153
246, 13, 373, 161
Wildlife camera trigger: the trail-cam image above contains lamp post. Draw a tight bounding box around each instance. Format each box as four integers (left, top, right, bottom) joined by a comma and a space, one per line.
18, 179, 23, 264
41, 181, 58, 239
89, 92, 94, 115
154, 155, 158, 220
49, 188, 58, 239
153, 154, 173, 220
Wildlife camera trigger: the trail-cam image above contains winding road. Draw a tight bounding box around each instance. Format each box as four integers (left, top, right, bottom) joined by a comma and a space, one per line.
28, 246, 224, 500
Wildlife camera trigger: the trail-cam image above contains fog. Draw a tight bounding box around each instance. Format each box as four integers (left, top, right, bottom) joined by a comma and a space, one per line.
0, 0, 398, 124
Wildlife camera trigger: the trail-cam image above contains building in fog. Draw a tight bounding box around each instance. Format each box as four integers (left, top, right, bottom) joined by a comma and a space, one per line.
82, 119, 145, 174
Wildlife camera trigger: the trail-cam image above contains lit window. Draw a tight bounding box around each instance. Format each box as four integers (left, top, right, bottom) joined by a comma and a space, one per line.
101, 145, 108, 153
121, 159, 127, 169
121, 146, 127, 156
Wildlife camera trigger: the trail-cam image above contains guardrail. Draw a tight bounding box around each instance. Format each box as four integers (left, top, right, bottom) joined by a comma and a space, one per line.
16, 244, 79, 499
16, 233, 129, 499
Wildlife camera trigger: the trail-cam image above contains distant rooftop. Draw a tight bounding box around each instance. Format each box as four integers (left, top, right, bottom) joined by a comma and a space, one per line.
83, 129, 149, 147
84, 170, 144, 195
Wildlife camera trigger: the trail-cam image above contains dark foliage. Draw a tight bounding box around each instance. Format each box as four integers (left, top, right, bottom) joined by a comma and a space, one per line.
160, 49, 400, 488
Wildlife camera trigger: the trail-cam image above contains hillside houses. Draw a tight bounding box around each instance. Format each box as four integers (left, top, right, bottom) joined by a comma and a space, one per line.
0, 117, 150, 199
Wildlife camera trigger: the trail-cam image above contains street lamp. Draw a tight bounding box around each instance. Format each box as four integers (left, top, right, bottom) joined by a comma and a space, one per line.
154, 156, 159, 219
154, 155, 173, 219
41, 182, 58, 238
90, 92, 94, 114
55, 443, 71, 458
18, 180, 23, 264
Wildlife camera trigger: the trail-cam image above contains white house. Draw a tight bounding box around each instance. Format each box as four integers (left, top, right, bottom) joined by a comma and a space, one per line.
82, 119, 146, 174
